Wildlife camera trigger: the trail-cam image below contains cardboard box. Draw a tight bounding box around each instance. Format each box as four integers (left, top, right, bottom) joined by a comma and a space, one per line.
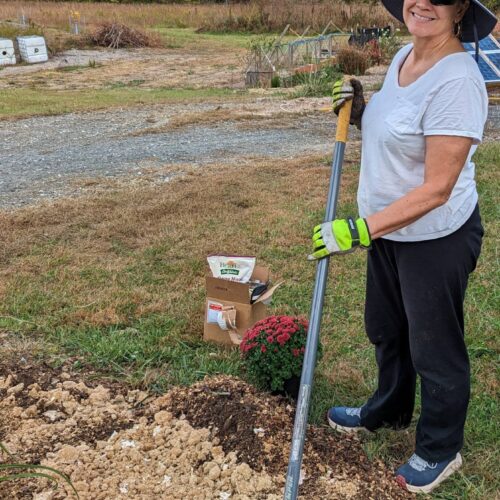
203, 264, 280, 347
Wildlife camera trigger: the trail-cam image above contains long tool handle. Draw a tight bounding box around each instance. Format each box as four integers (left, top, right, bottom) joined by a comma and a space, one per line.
283, 98, 353, 500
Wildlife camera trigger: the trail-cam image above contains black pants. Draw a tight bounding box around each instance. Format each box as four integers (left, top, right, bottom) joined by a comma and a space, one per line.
359, 205, 483, 463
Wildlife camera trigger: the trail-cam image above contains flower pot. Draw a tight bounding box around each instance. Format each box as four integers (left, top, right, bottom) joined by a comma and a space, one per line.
272, 375, 301, 400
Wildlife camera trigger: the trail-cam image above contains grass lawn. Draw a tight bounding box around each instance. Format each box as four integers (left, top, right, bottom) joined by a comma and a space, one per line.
0, 87, 246, 120
0, 141, 498, 498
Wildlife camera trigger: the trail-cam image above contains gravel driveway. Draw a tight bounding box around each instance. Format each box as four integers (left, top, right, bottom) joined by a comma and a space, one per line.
0, 101, 345, 209
2, 98, 497, 210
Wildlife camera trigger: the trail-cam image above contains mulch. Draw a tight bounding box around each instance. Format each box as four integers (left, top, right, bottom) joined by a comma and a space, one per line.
162, 375, 413, 499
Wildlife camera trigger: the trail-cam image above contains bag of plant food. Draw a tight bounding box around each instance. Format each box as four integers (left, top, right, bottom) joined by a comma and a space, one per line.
207, 255, 256, 283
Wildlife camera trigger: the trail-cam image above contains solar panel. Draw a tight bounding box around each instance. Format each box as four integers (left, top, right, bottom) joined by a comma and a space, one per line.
462, 35, 500, 84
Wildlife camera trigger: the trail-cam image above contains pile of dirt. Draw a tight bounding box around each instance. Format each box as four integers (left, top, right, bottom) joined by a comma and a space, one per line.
161, 377, 412, 499
0, 358, 412, 499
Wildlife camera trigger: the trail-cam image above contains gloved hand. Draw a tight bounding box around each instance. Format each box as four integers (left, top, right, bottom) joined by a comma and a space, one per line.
308, 217, 371, 260
332, 78, 366, 130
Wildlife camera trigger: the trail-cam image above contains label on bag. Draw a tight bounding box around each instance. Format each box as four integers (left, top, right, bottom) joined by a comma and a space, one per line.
207, 301, 223, 324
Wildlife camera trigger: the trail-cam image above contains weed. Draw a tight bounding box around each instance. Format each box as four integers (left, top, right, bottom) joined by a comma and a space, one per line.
271, 75, 281, 88
290, 65, 343, 98
0, 443, 79, 498
56, 65, 84, 73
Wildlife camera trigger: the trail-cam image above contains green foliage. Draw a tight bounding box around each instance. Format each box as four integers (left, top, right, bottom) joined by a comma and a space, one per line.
240, 315, 321, 392
247, 34, 276, 56
378, 32, 403, 63
482, 0, 500, 11
271, 75, 281, 88
289, 64, 343, 98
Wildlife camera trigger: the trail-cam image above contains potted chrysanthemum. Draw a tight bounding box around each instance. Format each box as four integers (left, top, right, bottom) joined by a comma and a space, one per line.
240, 315, 320, 398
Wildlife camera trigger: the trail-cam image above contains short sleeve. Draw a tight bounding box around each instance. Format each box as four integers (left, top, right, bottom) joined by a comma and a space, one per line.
422, 77, 487, 144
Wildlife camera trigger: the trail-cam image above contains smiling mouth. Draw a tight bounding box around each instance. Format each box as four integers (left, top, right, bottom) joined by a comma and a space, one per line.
411, 11, 436, 21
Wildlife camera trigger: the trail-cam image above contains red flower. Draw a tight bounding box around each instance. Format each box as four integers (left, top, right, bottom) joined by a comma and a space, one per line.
261, 345, 267, 353
281, 332, 291, 343
292, 348, 300, 357
267, 335, 274, 343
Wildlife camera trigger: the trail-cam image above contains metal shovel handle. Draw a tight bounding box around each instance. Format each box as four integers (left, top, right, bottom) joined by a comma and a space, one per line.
283, 96, 353, 500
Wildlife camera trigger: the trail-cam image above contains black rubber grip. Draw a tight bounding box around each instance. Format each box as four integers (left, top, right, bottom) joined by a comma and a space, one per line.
347, 216, 360, 246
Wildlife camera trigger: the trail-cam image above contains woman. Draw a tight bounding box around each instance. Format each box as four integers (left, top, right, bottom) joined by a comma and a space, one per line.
309, 0, 497, 494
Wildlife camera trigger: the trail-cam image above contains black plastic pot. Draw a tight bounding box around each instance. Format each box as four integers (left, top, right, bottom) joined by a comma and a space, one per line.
272, 375, 301, 400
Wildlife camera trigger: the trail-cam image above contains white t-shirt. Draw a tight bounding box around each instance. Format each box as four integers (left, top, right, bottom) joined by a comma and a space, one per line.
357, 43, 488, 242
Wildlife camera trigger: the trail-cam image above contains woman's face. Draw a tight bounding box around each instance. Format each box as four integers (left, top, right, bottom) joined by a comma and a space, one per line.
403, 0, 464, 39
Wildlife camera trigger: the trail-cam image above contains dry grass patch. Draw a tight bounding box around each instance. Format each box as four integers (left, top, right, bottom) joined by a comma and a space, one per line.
129, 107, 323, 136
0, 154, 359, 334
2, 1, 394, 33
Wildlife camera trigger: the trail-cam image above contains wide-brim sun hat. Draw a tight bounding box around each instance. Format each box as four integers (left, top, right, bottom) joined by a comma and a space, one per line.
381, 0, 498, 42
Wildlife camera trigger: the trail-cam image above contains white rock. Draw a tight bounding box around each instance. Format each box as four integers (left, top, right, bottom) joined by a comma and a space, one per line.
43, 410, 64, 422
120, 439, 136, 449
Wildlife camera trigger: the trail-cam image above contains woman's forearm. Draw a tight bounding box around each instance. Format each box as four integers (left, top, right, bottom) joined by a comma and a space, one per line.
366, 183, 449, 240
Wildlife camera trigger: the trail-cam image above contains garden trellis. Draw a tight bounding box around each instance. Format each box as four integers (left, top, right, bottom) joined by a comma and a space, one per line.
245, 23, 349, 87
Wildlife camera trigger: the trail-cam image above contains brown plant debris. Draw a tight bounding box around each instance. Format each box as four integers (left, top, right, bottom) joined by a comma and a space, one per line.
88, 23, 160, 49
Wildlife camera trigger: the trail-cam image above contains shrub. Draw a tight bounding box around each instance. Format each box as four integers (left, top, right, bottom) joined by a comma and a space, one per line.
336, 46, 372, 76
271, 75, 281, 88
378, 32, 403, 64
240, 315, 321, 393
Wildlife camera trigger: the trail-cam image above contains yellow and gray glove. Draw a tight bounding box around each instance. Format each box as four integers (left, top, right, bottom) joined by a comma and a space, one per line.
332, 78, 365, 130
308, 217, 371, 260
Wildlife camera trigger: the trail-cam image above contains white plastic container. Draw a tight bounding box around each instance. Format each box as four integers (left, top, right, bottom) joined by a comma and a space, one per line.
17, 35, 48, 63
0, 39, 16, 65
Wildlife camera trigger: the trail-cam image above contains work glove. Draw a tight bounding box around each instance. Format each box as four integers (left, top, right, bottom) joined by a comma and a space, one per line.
308, 217, 371, 261
332, 78, 365, 130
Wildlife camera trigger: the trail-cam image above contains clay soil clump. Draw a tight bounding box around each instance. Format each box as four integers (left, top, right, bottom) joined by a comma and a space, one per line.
0, 359, 412, 499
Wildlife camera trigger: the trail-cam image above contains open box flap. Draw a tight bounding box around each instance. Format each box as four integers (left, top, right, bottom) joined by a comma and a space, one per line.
253, 281, 283, 304
250, 265, 270, 283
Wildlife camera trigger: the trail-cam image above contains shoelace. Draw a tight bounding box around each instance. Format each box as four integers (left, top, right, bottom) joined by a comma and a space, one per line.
409, 454, 437, 471
345, 407, 361, 418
